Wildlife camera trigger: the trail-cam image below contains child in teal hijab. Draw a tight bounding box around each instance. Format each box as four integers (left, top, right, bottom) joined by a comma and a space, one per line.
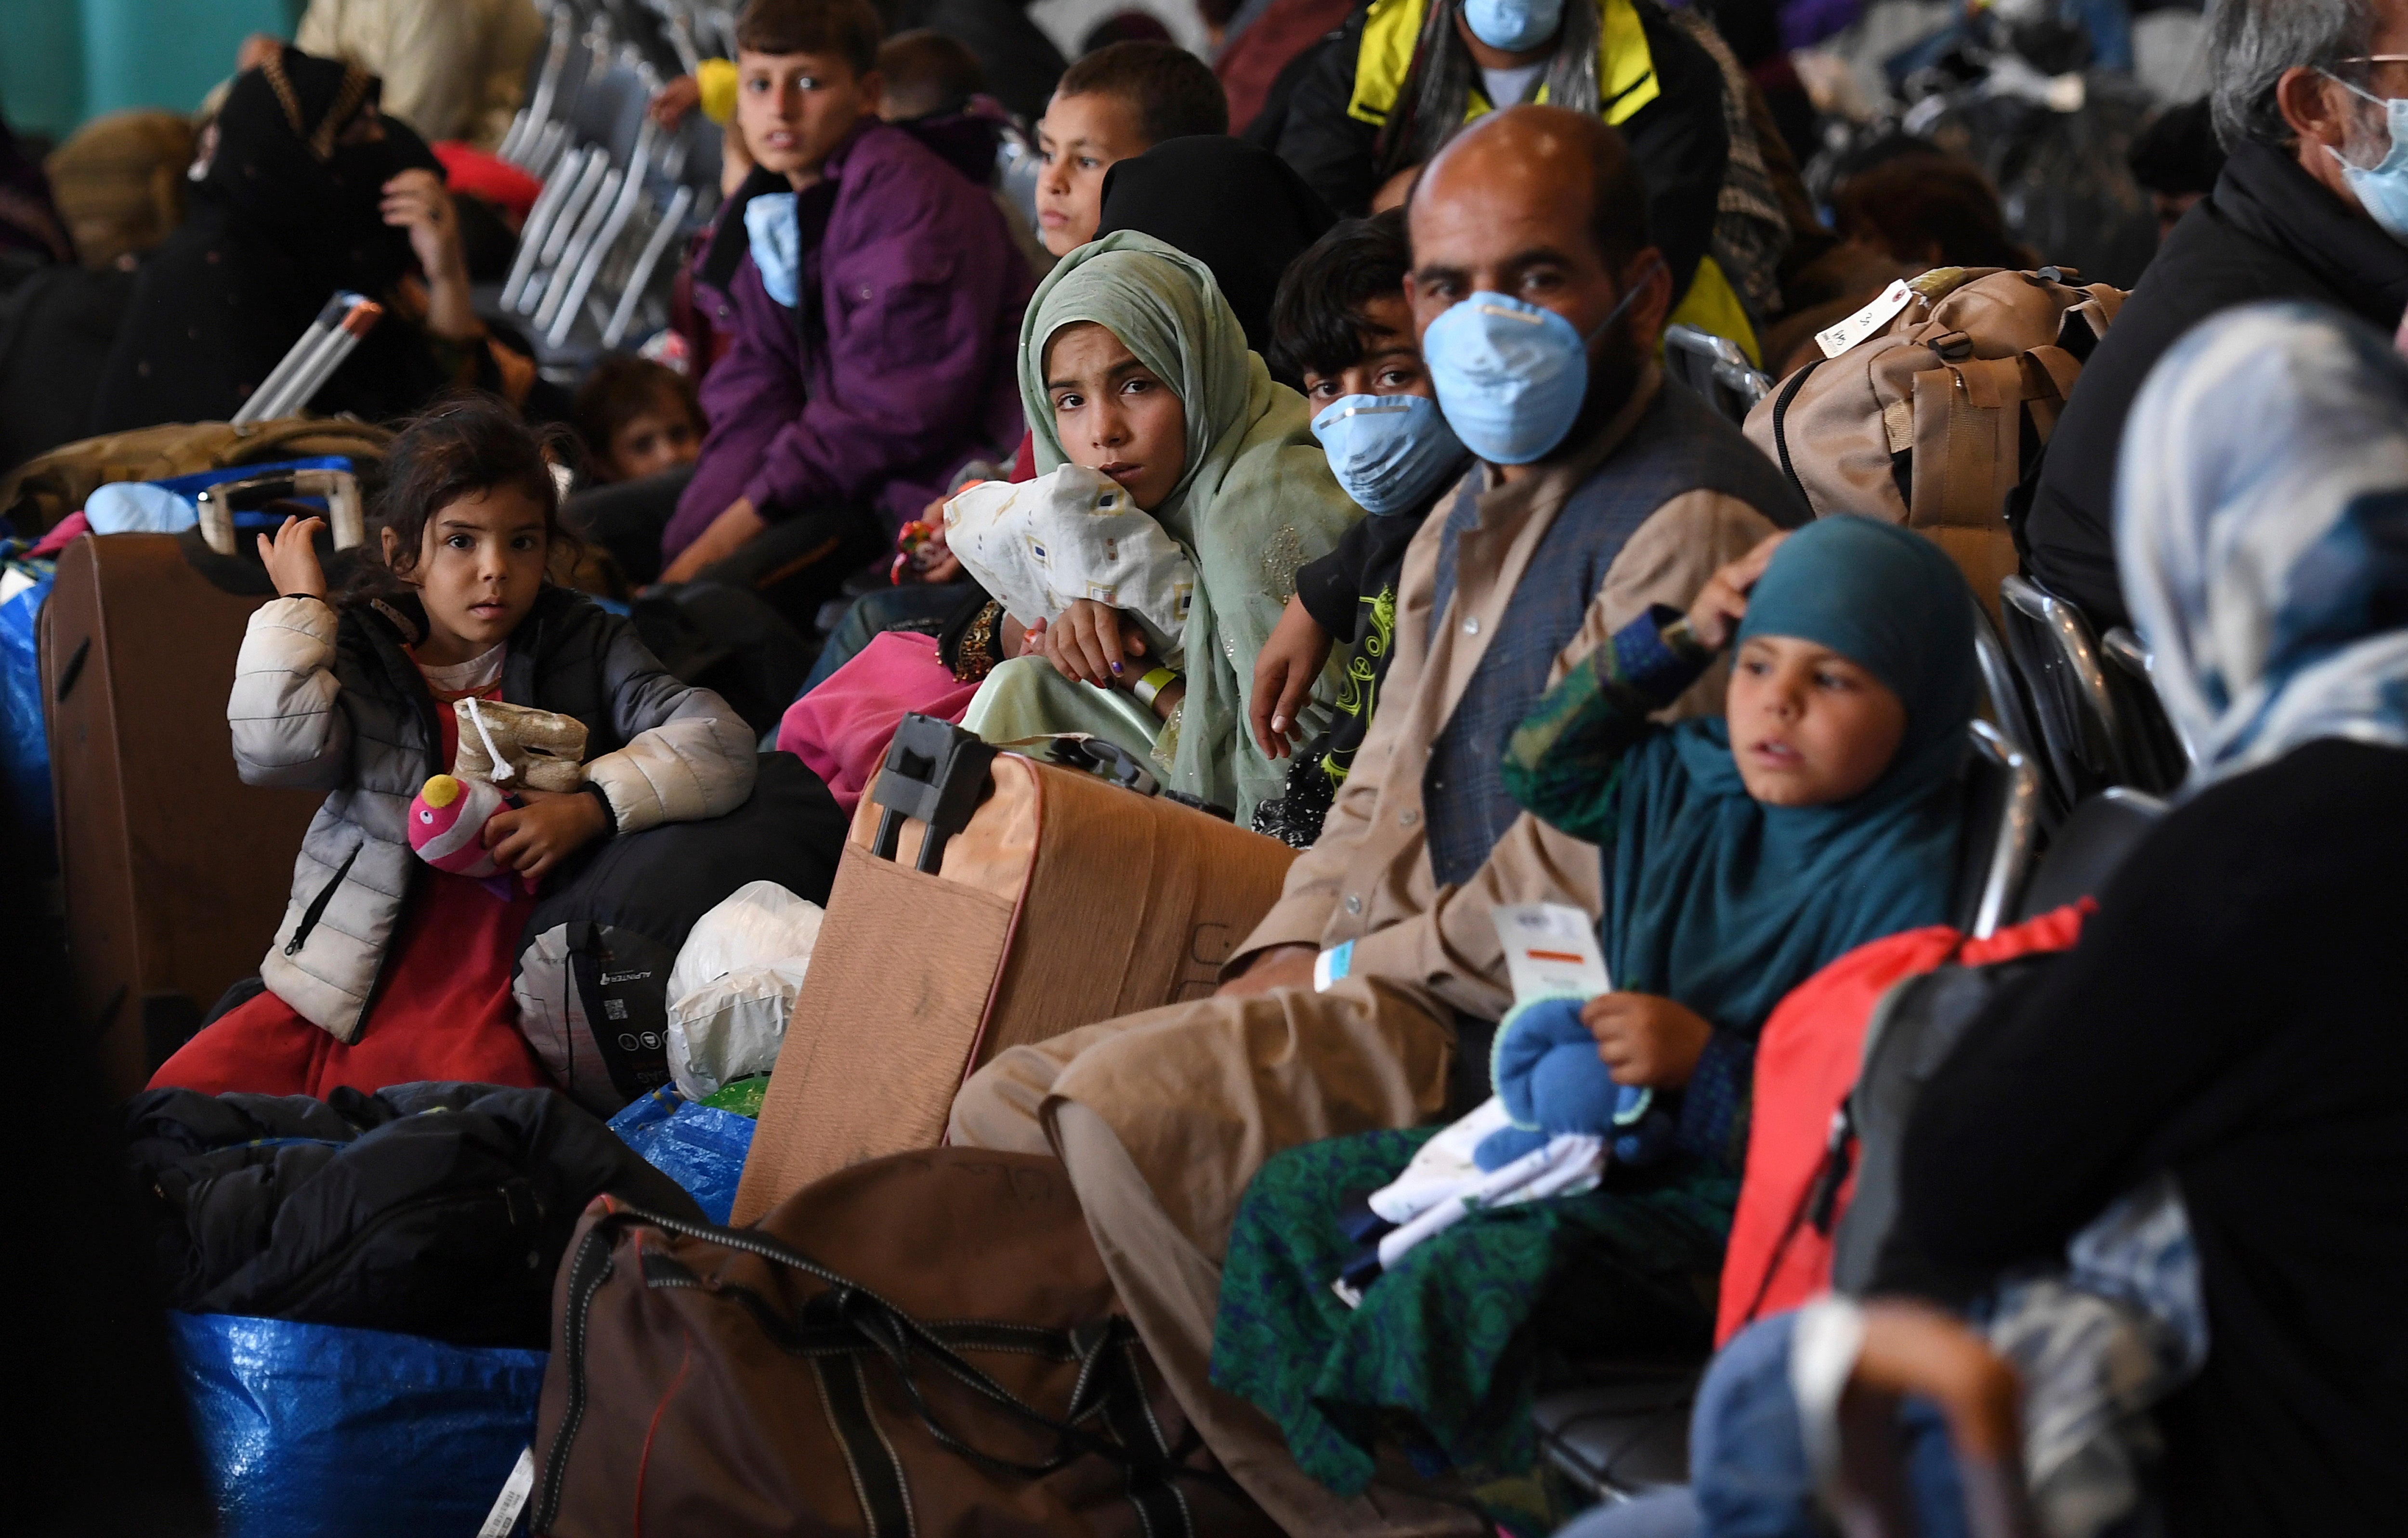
1209, 517, 1980, 1516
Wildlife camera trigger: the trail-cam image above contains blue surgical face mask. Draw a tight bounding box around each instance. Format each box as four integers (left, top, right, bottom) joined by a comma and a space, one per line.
2322, 72, 2408, 244
1462, 0, 1564, 53
1311, 393, 1469, 515
744, 191, 803, 308
1422, 266, 1658, 466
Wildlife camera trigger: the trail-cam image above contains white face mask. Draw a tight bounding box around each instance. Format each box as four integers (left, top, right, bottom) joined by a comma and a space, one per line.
2322, 70, 2408, 245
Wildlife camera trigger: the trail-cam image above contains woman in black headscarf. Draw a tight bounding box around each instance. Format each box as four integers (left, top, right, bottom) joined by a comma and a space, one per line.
90, 47, 542, 433
1093, 135, 1335, 379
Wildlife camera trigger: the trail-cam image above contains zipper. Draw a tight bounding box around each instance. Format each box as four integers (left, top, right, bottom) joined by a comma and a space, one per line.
284, 845, 360, 954
1768, 356, 1823, 511
257, 1185, 514, 1316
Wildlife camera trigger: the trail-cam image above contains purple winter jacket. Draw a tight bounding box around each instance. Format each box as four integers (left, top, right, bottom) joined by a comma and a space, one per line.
667, 117, 1033, 555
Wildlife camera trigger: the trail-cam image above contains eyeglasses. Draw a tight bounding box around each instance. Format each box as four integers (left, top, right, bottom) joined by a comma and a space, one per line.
2336, 54, 2408, 66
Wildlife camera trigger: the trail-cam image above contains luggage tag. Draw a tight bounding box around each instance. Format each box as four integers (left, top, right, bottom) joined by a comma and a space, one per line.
1490, 901, 1610, 1003
476, 1446, 535, 1538
1814, 278, 1916, 360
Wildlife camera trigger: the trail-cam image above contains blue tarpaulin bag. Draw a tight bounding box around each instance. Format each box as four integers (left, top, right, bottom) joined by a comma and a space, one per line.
170, 1312, 543, 1538
608, 1087, 758, 1224
0, 566, 53, 857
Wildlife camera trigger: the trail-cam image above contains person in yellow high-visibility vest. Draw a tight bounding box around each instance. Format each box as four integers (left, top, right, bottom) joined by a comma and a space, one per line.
1269, 0, 1760, 359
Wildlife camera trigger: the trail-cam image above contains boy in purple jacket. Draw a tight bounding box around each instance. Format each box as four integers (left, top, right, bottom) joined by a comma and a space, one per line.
660, 0, 1032, 601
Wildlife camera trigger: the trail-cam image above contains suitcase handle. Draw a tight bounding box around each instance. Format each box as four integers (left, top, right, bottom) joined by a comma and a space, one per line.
869, 714, 998, 873
195, 469, 365, 557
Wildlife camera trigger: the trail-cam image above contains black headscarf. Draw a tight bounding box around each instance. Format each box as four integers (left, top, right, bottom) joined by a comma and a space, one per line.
1094, 136, 1335, 372
199, 48, 442, 298
90, 48, 470, 435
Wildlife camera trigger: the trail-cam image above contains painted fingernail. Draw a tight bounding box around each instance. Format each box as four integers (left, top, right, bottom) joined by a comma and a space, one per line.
1111, 661, 1124, 675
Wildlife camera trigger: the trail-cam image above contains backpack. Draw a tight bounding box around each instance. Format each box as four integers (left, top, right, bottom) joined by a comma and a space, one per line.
1741, 267, 2124, 618
512, 753, 848, 1116
530, 1148, 1281, 1538
122, 1081, 705, 1348
0, 416, 395, 536
1715, 902, 2090, 1344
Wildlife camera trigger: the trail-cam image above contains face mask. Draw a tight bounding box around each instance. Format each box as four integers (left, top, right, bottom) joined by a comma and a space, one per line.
1462, 0, 1564, 53
744, 191, 803, 308
1422, 266, 1657, 465
2323, 72, 2408, 244
1312, 394, 1469, 515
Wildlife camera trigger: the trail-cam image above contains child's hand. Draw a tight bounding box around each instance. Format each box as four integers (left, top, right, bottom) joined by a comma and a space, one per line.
1251, 594, 1333, 758
258, 514, 329, 601
1581, 992, 1715, 1089
1685, 533, 1789, 651
483, 788, 608, 884
648, 73, 701, 127
1044, 599, 1136, 687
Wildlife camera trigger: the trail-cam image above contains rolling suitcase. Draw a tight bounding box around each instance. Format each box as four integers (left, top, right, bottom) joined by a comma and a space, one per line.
732, 716, 1298, 1224
40, 525, 342, 1095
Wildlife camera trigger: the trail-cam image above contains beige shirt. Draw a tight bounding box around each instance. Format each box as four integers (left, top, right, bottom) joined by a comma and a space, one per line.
1232, 368, 1779, 1021
297, 0, 546, 150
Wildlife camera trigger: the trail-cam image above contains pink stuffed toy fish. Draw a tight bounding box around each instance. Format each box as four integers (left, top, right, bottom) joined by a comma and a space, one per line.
408, 773, 525, 897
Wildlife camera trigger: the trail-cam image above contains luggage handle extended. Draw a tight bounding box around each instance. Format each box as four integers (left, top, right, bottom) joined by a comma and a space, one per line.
195, 469, 366, 557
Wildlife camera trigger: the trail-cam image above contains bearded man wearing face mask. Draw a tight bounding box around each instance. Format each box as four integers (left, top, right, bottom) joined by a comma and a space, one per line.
2022, 0, 2408, 631
947, 107, 1805, 1534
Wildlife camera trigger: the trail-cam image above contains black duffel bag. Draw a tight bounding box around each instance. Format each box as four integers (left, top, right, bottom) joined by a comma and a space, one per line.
512, 751, 847, 1115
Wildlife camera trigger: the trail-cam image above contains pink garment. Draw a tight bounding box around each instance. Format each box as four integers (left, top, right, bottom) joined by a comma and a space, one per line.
777, 630, 979, 815
29, 510, 89, 557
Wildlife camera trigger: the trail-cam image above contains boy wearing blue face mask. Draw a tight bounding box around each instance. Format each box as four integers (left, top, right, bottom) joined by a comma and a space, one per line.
1251, 212, 1470, 849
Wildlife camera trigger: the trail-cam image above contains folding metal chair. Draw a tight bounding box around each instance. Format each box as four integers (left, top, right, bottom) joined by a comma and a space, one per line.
1996, 575, 2134, 814
1953, 719, 2042, 939
1662, 324, 1773, 426
2100, 626, 2196, 787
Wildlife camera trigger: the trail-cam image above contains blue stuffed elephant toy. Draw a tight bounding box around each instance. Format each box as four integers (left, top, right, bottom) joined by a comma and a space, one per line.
1476, 994, 1678, 1172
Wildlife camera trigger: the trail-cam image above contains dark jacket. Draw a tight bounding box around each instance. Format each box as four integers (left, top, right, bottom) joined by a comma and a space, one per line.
1269, 0, 1728, 297
2023, 140, 2408, 627
125, 1081, 705, 1347
671, 118, 1032, 552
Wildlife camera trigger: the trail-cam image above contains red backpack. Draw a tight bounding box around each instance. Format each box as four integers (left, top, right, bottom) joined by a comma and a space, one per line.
1714, 902, 2091, 1345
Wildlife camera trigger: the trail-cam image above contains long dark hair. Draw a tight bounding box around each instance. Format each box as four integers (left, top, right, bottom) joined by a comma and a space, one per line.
1375, 0, 1604, 185
337, 392, 573, 605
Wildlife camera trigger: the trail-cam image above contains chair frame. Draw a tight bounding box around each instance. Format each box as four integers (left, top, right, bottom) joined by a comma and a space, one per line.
1662, 324, 1773, 425
1961, 719, 2042, 939
1998, 574, 2130, 813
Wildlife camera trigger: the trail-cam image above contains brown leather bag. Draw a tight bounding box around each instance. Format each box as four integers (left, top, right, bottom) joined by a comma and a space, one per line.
0, 417, 395, 536
1741, 266, 2124, 620
733, 718, 1297, 1223
528, 1149, 1280, 1538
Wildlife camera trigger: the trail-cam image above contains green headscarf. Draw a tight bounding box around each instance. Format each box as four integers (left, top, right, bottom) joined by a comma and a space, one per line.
1020, 231, 1362, 818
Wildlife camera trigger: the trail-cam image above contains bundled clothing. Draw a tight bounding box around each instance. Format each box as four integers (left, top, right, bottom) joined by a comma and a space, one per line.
153, 585, 754, 1100
125, 1080, 702, 1347
946, 365, 1797, 1535
90, 49, 537, 434
958, 231, 1363, 822
2023, 139, 2408, 628
1896, 304, 2408, 1537
1212, 516, 1978, 1498
667, 119, 1033, 556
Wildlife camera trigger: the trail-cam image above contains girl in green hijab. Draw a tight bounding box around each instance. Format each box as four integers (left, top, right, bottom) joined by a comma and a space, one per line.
958, 231, 1363, 821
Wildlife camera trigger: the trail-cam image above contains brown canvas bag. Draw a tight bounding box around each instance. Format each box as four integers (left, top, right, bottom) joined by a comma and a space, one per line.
0, 417, 395, 536
733, 719, 1297, 1223
1741, 266, 2123, 620
528, 1148, 1281, 1538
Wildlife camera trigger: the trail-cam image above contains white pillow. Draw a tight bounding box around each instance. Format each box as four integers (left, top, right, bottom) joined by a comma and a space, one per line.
943, 464, 1195, 668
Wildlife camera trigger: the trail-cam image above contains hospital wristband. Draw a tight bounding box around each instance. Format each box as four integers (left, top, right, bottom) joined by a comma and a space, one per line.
1133, 665, 1180, 709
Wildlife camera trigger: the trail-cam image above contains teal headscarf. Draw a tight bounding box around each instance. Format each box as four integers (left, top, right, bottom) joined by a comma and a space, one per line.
1019, 231, 1361, 818
1602, 516, 1978, 1035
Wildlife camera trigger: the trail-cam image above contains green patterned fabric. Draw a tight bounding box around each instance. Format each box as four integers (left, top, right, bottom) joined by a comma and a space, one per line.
1210, 1127, 1736, 1500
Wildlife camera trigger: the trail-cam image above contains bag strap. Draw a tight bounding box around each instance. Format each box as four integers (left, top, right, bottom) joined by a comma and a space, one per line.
1767, 356, 1824, 511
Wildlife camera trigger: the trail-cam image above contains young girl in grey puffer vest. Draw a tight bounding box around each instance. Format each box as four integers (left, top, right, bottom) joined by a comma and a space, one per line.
152, 395, 757, 1098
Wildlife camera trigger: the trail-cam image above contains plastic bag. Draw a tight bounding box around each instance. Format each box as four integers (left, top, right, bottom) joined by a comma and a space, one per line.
0, 568, 54, 860
170, 1311, 544, 1538
664, 879, 822, 1099
608, 1087, 759, 1224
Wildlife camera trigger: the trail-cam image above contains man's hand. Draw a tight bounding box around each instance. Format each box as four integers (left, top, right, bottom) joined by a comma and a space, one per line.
258, 515, 329, 600
1251, 594, 1333, 758
1850, 1301, 2023, 1462
649, 73, 701, 127
1581, 991, 1715, 1089
483, 788, 607, 885
660, 497, 768, 584
236, 32, 282, 72
1684, 532, 1787, 651
1215, 943, 1319, 999
1044, 599, 1136, 687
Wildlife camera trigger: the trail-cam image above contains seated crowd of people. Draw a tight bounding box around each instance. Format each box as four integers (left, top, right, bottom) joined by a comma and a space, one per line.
6, 0, 2403, 1534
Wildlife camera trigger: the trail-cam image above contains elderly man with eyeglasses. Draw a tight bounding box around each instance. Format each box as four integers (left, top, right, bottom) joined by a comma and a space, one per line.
2022, 0, 2408, 631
